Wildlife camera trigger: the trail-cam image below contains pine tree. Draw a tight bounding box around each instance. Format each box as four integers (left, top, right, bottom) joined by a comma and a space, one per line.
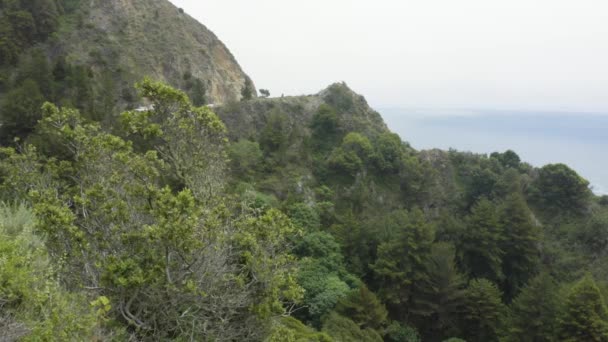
459, 198, 504, 283
334, 285, 388, 330
499, 193, 541, 299
411, 242, 466, 339
462, 279, 506, 342
504, 273, 560, 342
558, 275, 608, 342
372, 208, 435, 318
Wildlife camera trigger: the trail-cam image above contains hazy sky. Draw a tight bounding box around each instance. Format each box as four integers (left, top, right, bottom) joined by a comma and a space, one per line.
169, 0, 608, 111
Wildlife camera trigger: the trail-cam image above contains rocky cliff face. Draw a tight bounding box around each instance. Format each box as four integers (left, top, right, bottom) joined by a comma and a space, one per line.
57, 0, 253, 104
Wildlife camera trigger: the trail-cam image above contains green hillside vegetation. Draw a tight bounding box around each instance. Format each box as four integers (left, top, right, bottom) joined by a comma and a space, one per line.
0, 0, 253, 145
2, 0, 608, 341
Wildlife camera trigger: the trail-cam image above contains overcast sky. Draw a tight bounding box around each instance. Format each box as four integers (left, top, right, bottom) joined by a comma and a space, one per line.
168, 0, 608, 112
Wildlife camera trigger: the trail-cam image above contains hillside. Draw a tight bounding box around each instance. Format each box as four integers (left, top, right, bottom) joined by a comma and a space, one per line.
217, 83, 387, 141
56, 0, 254, 104
1, 1, 608, 341
0, 0, 254, 143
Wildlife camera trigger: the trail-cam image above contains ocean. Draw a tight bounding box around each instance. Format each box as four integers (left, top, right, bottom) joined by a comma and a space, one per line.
379, 108, 608, 195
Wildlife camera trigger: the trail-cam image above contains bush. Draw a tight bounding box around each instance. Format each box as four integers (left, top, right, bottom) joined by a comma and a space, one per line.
328, 132, 373, 176
310, 104, 340, 153
0, 203, 101, 340
385, 321, 421, 342
322, 312, 383, 342
323, 83, 355, 112
229, 139, 263, 179
288, 202, 321, 231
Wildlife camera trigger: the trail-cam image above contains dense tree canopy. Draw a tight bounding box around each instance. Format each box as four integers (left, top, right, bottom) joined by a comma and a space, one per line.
531, 163, 591, 214
1, 31, 606, 339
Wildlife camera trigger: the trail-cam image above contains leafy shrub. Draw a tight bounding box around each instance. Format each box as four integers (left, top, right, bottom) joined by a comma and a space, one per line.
288, 202, 321, 231
385, 321, 421, 342
323, 312, 383, 342
328, 132, 373, 176
229, 139, 263, 179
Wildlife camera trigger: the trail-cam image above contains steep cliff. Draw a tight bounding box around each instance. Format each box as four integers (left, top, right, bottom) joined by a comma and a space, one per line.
56, 0, 254, 104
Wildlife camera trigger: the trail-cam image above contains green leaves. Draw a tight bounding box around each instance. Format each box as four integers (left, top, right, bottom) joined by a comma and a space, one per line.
123, 78, 228, 202
558, 275, 608, 342
504, 273, 560, 342
0, 203, 99, 341
328, 132, 373, 176
410, 242, 466, 338
334, 285, 388, 331
530, 163, 591, 215
499, 193, 541, 299
0, 81, 307, 340
459, 198, 504, 283
372, 208, 435, 312
462, 279, 506, 342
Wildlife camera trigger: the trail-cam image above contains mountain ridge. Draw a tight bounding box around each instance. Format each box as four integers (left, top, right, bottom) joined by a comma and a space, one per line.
56, 0, 255, 104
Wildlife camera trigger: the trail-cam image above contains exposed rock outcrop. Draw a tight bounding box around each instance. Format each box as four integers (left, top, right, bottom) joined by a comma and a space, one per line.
57, 0, 254, 104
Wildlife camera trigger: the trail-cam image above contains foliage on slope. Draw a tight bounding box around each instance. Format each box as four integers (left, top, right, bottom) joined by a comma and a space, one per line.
3, 1, 607, 340
0, 0, 254, 145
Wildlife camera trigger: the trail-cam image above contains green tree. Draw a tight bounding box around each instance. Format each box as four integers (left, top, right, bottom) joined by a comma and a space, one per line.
310, 104, 340, 153
372, 208, 434, 317
9, 9, 36, 41
373, 132, 404, 173
328, 132, 374, 176
334, 285, 388, 330
458, 198, 504, 283
499, 193, 541, 299
491, 150, 521, 170
187, 78, 207, 106
0, 203, 102, 341
462, 279, 506, 342
294, 231, 344, 268
267, 316, 333, 342
464, 167, 498, 209
241, 77, 255, 100
228, 139, 263, 179
573, 208, 608, 255
260, 109, 289, 154
531, 163, 591, 214
24, 0, 60, 40
330, 212, 376, 277
0, 15, 20, 65
0, 79, 45, 143
410, 243, 466, 339
15, 48, 54, 98
260, 89, 270, 98
322, 312, 383, 342
294, 231, 356, 326
3, 81, 303, 340
503, 273, 560, 342
558, 275, 608, 342
122, 78, 228, 202
323, 83, 355, 112
493, 168, 523, 198
384, 321, 422, 342
297, 259, 350, 326
288, 203, 321, 231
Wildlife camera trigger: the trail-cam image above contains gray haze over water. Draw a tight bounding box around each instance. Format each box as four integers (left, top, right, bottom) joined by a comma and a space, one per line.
169, 0, 608, 112
380, 109, 608, 195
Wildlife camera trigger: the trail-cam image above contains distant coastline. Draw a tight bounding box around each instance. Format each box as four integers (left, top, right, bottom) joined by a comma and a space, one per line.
380, 108, 608, 195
